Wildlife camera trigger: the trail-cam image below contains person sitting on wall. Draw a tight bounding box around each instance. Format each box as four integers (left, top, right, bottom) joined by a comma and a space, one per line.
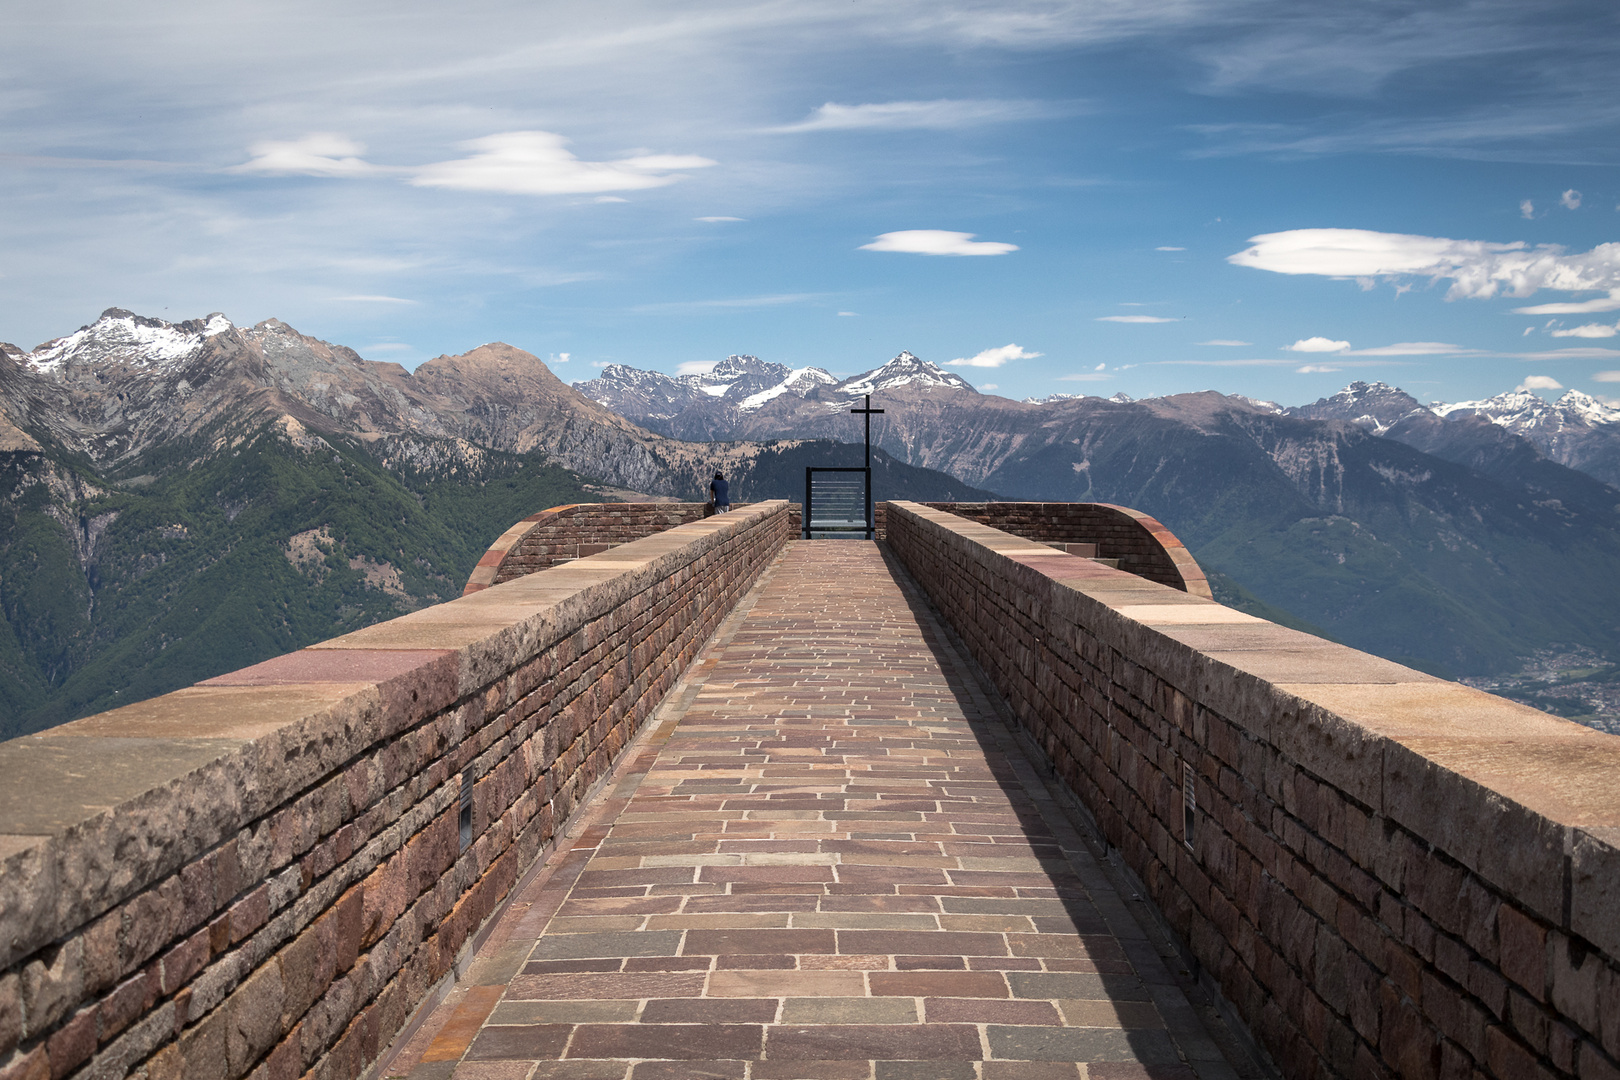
709, 471, 730, 512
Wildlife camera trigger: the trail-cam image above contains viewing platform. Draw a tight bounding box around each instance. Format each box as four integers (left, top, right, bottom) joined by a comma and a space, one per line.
1, 501, 1615, 1080
384, 541, 1244, 1079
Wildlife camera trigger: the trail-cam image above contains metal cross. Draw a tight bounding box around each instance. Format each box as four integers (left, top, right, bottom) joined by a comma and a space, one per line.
849, 393, 885, 469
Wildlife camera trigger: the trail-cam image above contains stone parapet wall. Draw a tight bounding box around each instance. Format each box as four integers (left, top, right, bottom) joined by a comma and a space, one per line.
464, 503, 711, 594
0, 502, 794, 1080
886, 501, 1620, 1080
923, 501, 1210, 597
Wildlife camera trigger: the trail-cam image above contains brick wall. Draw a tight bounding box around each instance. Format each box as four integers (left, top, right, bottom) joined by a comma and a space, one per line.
922, 501, 1210, 597
0, 502, 794, 1080
464, 503, 711, 594
886, 501, 1620, 1080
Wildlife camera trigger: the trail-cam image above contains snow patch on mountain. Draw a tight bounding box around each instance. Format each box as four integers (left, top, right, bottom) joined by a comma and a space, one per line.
837, 352, 976, 397
28, 308, 233, 374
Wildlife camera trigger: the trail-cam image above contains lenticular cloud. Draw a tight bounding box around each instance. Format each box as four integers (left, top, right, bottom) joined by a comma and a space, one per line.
1228, 228, 1620, 301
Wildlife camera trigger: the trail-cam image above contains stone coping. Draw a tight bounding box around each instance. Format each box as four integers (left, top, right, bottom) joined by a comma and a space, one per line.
886, 501, 1620, 961
0, 500, 792, 970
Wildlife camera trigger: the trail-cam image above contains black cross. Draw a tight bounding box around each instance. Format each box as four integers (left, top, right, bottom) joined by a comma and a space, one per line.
850, 393, 885, 469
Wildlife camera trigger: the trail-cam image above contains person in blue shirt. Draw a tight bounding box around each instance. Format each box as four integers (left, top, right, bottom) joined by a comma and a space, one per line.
709, 471, 730, 512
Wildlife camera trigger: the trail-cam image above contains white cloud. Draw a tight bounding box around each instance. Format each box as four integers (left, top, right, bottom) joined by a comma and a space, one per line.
234, 134, 379, 177
1096, 315, 1176, 323
1521, 199, 1536, 219
1344, 341, 1469, 355
360, 343, 413, 353
550, 352, 571, 363
594, 195, 628, 203
1593, 371, 1620, 382
1514, 290, 1620, 314
1229, 228, 1620, 301
632, 293, 822, 313
772, 98, 1061, 133
697, 216, 744, 222
411, 131, 714, 195
859, 230, 1018, 256
1286, 336, 1351, 353
981, 383, 998, 390
1197, 339, 1251, 346
1156, 246, 1186, 251
1550, 321, 1619, 338
676, 360, 718, 375
1518, 375, 1564, 391
1562, 189, 1583, 210
1296, 364, 1341, 373
1507, 347, 1620, 359
947, 343, 1043, 368
837, 311, 858, 317
333, 294, 415, 304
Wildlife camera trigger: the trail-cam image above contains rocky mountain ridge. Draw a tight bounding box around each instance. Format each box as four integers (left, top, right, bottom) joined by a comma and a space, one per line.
575, 350, 973, 442
1, 310, 986, 736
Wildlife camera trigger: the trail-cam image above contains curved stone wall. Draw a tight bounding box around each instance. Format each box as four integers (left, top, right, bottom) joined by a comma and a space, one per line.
464, 503, 711, 594
886, 501, 1619, 1080
0, 502, 794, 1080
924, 501, 1211, 597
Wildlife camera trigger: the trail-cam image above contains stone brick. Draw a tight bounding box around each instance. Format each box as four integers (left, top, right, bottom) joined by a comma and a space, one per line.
0, 1044, 50, 1080
44, 1005, 95, 1080
21, 937, 83, 1037
1499, 903, 1549, 1002
0, 974, 20, 1057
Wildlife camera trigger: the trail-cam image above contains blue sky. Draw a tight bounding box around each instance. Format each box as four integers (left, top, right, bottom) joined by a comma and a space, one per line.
4, 0, 1620, 406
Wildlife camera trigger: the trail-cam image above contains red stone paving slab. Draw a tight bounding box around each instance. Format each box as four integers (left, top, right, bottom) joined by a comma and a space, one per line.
391, 542, 1244, 1080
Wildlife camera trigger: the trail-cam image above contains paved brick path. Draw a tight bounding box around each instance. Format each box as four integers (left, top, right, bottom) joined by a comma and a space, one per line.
388, 542, 1246, 1080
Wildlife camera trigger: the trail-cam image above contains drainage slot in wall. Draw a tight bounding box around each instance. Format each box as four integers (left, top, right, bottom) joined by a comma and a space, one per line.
459, 770, 475, 851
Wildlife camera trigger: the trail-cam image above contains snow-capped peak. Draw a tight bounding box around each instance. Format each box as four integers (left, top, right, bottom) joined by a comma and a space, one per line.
838, 351, 976, 397
1432, 388, 1620, 431
27, 308, 234, 373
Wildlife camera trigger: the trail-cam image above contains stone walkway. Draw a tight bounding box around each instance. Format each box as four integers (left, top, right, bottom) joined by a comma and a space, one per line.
385, 542, 1248, 1080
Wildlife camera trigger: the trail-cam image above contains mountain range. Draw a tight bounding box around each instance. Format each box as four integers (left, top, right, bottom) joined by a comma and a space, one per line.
7, 311, 1620, 737
579, 355, 1620, 727
0, 310, 984, 737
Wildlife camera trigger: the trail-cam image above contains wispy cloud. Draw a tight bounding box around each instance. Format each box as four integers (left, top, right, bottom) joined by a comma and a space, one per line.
771, 98, 1066, 133
1296, 364, 1342, 374
234, 130, 714, 196
1505, 347, 1620, 359
1562, 189, 1583, 210
1514, 290, 1620, 314
1594, 371, 1620, 382
631, 293, 823, 313
860, 230, 1018, 256
947, 343, 1042, 368
1550, 321, 1619, 338
696, 216, 744, 222
1344, 341, 1471, 355
1197, 339, 1250, 346
412, 132, 714, 195
1518, 375, 1563, 391
1155, 245, 1186, 251
333, 294, 416, 304
1521, 199, 1537, 219
1096, 315, 1176, 323
1230, 228, 1620, 301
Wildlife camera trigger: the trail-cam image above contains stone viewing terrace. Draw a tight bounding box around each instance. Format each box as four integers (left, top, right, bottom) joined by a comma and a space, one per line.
1, 501, 1616, 1080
